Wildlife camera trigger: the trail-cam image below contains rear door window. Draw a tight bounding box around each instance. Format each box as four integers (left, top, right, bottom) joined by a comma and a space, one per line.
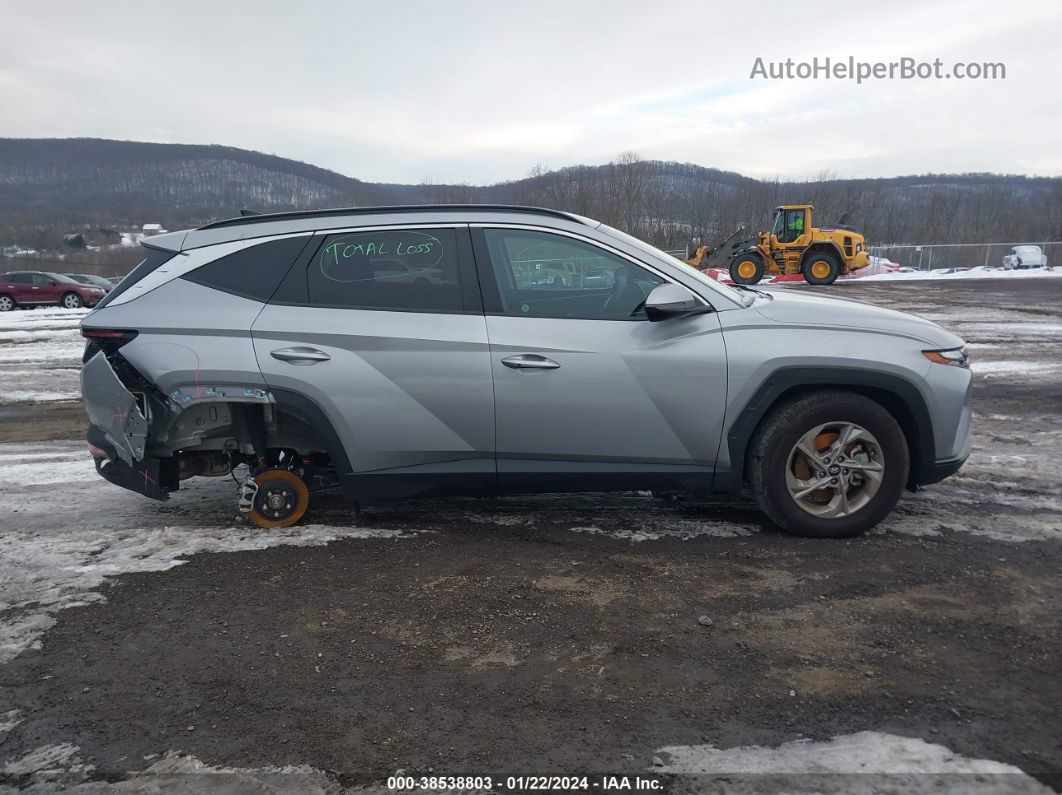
307, 227, 469, 313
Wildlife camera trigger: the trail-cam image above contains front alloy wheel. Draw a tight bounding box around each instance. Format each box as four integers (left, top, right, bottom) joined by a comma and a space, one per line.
749, 391, 909, 538
785, 422, 885, 518
62, 292, 83, 309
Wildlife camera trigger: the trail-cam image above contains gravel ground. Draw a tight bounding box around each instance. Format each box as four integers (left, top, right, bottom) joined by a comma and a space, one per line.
0, 279, 1059, 793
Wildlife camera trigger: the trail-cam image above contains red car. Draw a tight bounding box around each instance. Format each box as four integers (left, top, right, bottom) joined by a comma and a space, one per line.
0, 271, 107, 311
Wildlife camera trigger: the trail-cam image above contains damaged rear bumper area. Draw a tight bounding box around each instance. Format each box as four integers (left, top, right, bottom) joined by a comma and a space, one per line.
82, 351, 177, 500
87, 423, 177, 499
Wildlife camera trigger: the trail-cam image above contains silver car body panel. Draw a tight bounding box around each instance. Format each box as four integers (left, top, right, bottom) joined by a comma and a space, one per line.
80, 205, 972, 504
487, 312, 727, 469
252, 304, 494, 475
94, 279, 271, 399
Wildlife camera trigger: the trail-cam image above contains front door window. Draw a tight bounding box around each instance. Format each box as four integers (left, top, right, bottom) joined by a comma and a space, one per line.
481, 229, 664, 320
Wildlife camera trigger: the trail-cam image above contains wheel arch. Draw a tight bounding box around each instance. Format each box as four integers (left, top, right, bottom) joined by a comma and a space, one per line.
730, 246, 764, 266
799, 242, 846, 269
269, 388, 353, 478
724, 367, 934, 493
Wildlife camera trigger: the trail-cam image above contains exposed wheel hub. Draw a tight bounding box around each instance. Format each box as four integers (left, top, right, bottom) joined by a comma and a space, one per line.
257, 483, 298, 520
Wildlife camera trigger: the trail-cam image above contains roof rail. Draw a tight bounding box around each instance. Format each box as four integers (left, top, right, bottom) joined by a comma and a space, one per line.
197, 204, 590, 231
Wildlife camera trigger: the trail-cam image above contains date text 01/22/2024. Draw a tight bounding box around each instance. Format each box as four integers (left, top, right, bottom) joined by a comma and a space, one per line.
386, 775, 664, 791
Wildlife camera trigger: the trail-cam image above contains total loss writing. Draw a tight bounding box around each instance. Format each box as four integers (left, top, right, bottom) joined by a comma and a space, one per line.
323, 235, 441, 266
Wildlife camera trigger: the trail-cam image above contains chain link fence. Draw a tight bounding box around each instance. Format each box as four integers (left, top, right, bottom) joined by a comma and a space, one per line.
867, 241, 1059, 270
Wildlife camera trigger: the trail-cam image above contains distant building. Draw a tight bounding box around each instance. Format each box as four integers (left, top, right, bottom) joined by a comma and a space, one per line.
142, 223, 167, 236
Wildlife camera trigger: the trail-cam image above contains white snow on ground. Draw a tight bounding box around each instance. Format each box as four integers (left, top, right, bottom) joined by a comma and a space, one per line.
571, 520, 756, 541
4, 732, 1050, 793
0, 307, 89, 331
0, 307, 87, 402
704, 264, 1062, 286
2, 743, 91, 785
852, 265, 1062, 282
971, 360, 1062, 377
0, 443, 413, 664
2, 746, 338, 792
654, 731, 1053, 794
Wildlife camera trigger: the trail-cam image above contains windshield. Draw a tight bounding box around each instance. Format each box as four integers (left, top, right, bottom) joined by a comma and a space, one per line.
596, 224, 752, 306
45, 273, 79, 284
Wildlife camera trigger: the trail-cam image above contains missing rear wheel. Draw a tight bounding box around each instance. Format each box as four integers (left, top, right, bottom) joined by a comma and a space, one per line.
247, 469, 309, 529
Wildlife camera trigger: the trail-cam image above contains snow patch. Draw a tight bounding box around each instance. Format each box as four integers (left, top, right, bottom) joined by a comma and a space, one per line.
571, 520, 757, 542
971, 360, 1062, 377
0, 307, 89, 331
655, 731, 1051, 793
0, 746, 338, 792
853, 266, 1062, 283
2, 743, 93, 786
0, 522, 411, 664
3, 447, 98, 486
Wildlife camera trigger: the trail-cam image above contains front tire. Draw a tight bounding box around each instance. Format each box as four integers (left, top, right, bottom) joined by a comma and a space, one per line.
803, 253, 842, 285
749, 392, 909, 538
62, 292, 83, 309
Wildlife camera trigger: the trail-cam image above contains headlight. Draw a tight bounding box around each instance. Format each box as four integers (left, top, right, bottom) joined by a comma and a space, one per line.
923, 346, 968, 368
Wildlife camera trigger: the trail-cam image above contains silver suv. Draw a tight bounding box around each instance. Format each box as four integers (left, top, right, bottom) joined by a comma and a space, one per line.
80, 206, 971, 538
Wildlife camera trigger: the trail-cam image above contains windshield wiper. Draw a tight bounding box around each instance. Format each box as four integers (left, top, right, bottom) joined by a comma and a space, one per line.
729, 283, 772, 302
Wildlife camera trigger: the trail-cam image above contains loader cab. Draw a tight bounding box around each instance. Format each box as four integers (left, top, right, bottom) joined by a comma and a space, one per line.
772, 205, 812, 245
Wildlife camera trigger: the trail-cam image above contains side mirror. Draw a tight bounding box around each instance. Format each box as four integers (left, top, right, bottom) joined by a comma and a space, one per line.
644, 283, 710, 322
49, 280, 57, 286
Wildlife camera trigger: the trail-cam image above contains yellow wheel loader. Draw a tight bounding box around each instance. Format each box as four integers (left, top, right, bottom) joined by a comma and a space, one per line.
728, 205, 870, 285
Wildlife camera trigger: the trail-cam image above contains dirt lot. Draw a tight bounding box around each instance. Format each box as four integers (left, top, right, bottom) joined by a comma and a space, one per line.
0, 278, 1059, 792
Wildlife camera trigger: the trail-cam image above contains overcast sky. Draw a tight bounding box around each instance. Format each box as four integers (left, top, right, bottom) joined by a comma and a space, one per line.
2, 0, 1059, 184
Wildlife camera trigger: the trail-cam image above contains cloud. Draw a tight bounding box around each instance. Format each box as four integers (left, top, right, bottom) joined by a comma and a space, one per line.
0, 0, 1059, 182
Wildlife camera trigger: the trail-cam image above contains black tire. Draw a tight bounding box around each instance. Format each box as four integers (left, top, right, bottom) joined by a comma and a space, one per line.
0, 294, 15, 312
748, 391, 909, 538
61, 292, 83, 309
729, 254, 764, 284
803, 252, 842, 285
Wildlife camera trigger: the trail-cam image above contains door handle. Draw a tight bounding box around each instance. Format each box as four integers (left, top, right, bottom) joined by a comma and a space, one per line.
501, 354, 560, 370
271, 346, 331, 364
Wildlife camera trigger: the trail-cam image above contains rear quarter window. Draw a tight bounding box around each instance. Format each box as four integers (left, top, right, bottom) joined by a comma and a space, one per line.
182, 236, 311, 302
95, 248, 177, 309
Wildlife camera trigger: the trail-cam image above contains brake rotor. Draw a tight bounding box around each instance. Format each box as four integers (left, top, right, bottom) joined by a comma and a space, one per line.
247, 469, 309, 529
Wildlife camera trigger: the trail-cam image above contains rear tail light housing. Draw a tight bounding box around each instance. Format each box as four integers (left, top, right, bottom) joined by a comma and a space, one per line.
81, 328, 138, 362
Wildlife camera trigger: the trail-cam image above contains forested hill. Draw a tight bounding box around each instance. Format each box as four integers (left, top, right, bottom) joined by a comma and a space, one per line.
1, 137, 1059, 252
0, 138, 399, 228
